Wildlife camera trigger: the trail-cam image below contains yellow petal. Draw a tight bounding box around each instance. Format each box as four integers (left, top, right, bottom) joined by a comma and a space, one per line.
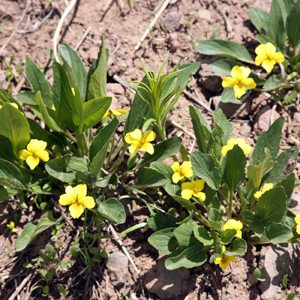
262, 183, 273, 193
262, 59, 275, 73
254, 191, 262, 199
265, 42, 276, 56
125, 129, 142, 144
79, 196, 95, 209
66, 186, 76, 198
296, 224, 300, 235
255, 55, 265, 66
240, 66, 251, 78
272, 52, 284, 63
36, 150, 49, 162
69, 203, 84, 219
231, 66, 243, 79
242, 78, 256, 90
19, 149, 32, 160
221, 145, 230, 156
214, 256, 222, 264
295, 214, 300, 224
103, 110, 111, 119
220, 260, 231, 269
128, 142, 140, 154
181, 189, 193, 200
172, 172, 184, 184
241, 143, 252, 154
113, 109, 127, 116
140, 142, 154, 154
181, 161, 193, 177
59, 194, 75, 206
193, 191, 206, 201
222, 77, 236, 88
255, 44, 267, 56
74, 184, 87, 199
194, 179, 205, 191
234, 84, 246, 98
171, 162, 180, 172
228, 255, 236, 262
26, 155, 40, 170
143, 130, 156, 143
27, 139, 47, 153
236, 230, 242, 238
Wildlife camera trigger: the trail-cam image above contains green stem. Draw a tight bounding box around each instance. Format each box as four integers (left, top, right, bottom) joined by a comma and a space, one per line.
109, 145, 127, 173
227, 188, 233, 219
76, 132, 88, 156
104, 132, 116, 169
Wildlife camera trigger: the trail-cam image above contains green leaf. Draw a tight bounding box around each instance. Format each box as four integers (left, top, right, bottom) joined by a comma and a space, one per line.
148, 228, 179, 255
83, 96, 111, 130
213, 107, 233, 145
266, 223, 293, 244
35, 91, 60, 131
52, 62, 83, 131
223, 145, 246, 190
263, 146, 299, 185
221, 87, 251, 104
149, 161, 173, 182
209, 244, 223, 263
123, 76, 154, 135
207, 208, 220, 222
246, 148, 274, 198
205, 186, 221, 209
165, 243, 207, 270
67, 156, 89, 173
140, 137, 182, 166
147, 216, 178, 231
251, 117, 284, 165
87, 37, 107, 100
242, 210, 265, 235
0, 103, 30, 156
174, 221, 197, 248
26, 58, 52, 107
249, 7, 270, 36
0, 187, 18, 201
45, 155, 76, 183
193, 225, 214, 245
135, 167, 168, 188
89, 118, 118, 176
193, 39, 253, 63
191, 152, 221, 190
211, 59, 244, 76
287, 0, 300, 48
59, 44, 87, 95
16, 212, 62, 252
189, 106, 211, 153
221, 229, 237, 245
98, 198, 126, 224
255, 186, 287, 226
0, 88, 20, 106
263, 74, 291, 91
224, 238, 247, 256
0, 136, 15, 162
164, 183, 196, 211
276, 173, 295, 200
269, 0, 287, 51
0, 158, 25, 189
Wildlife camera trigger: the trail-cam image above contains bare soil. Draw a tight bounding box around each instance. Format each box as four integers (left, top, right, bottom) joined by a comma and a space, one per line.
0, 0, 300, 299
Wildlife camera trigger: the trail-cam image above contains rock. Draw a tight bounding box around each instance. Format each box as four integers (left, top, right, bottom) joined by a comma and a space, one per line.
105, 251, 129, 288
241, 123, 252, 136
160, 13, 183, 32
254, 105, 281, 134
168, 32, 179, 52
109, 83, 124, 95
202, 75, 222, 92
259, 244, 295, 300
144, 256, 191, 299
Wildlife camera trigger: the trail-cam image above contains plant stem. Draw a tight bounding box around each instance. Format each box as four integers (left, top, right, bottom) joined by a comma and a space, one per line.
227, 188, 233, 219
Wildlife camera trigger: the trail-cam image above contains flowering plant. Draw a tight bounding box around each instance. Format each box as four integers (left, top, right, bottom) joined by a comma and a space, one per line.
193, 0, 300, 105
145, 106, 299, 270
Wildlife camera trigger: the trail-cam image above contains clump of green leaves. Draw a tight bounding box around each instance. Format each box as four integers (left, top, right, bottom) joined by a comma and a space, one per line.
194, 0, 300, 106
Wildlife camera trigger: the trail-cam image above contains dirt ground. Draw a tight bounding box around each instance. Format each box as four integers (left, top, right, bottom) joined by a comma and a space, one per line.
1, 0, 300, 299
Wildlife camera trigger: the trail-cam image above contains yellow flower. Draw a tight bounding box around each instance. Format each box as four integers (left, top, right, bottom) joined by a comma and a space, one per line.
223, 219, 243, 238
214, 247, 236, 269
7, 221, 18, 233
221, 138, 252, 156
254, 183, 274, 199
255, 42, 285, 73
294, 214, 300, 235
181, 180, 206, 200
59, 184, 95, 219
124, 129, 156, 155
19, 139, 49, 170
171, 161, 193, 184
222, 66, 256, 98
103, 109, 127, 119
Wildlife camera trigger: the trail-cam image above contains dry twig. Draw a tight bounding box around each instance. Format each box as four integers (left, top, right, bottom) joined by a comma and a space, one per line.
0, 1, 32, 56
183, 89, 214, 115
53, 0, 78, 62
74, 26, 92, 51
135, 0, 172, 51
8, 274, 32, 300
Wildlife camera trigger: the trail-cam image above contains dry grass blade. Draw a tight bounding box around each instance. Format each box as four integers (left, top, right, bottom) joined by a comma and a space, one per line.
8, 274, 32, 300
